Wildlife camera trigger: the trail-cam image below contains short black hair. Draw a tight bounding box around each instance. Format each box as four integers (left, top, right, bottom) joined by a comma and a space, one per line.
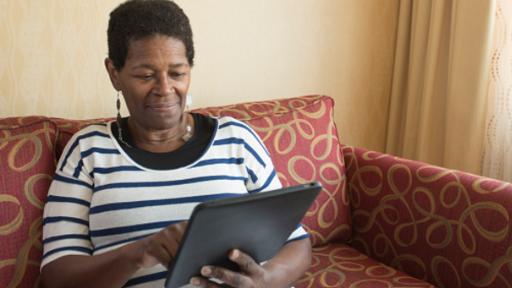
107, 0, 194, 70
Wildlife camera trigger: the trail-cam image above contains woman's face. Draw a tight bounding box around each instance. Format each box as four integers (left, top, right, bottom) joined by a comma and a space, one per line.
106, 35, 191, 131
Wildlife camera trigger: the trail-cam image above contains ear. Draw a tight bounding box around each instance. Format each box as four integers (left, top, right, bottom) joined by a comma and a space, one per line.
105, 58, 121, 91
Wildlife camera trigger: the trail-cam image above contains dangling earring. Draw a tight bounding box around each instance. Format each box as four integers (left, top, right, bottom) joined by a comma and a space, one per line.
116, 91, 132, 148
181, 94, 193, 142
185, 94, 192, 110
116, 91, 122, 124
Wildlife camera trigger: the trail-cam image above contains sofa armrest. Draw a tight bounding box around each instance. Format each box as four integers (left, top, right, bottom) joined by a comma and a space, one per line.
342, 145, 512, 288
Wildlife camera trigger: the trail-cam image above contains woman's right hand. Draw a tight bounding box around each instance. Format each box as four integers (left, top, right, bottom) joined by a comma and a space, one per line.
40, 221, 189, 288
129, 221, 188, 269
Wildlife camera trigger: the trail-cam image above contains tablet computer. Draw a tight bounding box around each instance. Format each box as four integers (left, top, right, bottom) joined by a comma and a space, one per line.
164, 182, 321, 288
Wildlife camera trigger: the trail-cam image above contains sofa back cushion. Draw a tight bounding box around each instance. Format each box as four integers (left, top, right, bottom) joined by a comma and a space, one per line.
194, 95, 351, 246
0, 95, 351, 249
0, 120, 57, 287
0, 117, 112, 161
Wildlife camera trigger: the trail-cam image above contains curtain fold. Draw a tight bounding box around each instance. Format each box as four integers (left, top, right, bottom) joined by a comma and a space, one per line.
385, 0, 495, 175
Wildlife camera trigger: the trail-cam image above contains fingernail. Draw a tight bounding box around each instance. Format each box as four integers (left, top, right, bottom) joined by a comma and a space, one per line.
201, 266, 211, 276
231, 249, 239, 259
190, 277, 200, 285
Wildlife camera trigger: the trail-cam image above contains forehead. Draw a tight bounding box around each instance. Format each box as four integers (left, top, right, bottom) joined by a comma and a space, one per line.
125, 35, 189, 67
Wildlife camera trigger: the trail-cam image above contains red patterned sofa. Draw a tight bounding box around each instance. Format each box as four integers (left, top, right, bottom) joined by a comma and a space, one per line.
1, 95, 511, 288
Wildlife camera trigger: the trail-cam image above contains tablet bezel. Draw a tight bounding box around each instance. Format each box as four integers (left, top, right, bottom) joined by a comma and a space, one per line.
164, 182, 321, 288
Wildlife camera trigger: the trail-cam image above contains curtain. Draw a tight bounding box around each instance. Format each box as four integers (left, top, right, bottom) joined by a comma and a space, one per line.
385, 0, 495, 175
483, 0, 512, 182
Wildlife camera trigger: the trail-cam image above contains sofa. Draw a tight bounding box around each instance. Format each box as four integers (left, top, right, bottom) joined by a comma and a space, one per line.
1, 95, 511, 288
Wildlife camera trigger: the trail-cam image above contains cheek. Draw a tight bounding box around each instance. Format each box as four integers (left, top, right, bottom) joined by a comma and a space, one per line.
177, 76, 191, 92
122, 87, 147, 109
123, 80, 149, 95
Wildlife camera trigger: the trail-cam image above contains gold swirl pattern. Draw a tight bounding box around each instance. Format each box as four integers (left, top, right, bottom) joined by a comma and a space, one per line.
0, 194, 23, 235
294, 243, 434, 288
343, 145, 512, 287
24, 173, 52, 209
348, 279, 392, 288
365, 264, 396, 278
0, 120, 56, 287
310, 120, 336, 161
416, 165, 460, 183
7, 134, 42, 173
0, 130, 11, 151
472, 177, 512, 194
354, 165, 383, 196
200, 95, 351, 247
7, 219, 42, 288
431, 256, 461, 287
288, 156, 317, 183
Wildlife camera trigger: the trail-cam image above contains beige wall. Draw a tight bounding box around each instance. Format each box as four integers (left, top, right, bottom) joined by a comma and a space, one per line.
0, 0, 398, 151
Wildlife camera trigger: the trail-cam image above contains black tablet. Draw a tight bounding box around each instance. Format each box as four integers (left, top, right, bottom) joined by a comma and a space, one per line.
164, 182, 321, 288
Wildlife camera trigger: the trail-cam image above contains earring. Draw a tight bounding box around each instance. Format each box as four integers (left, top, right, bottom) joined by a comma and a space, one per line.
181, 94, 193, 142
116, 91, 122, 124
116, 91, 132, 148
185, 94, 193, 110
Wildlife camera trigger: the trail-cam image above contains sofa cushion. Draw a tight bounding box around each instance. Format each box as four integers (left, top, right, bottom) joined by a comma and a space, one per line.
0, 116, 50, 129
0, 117, 113, 161
193, 95, 350, 246
0, 120, 58, 288
295, 243, 435, 288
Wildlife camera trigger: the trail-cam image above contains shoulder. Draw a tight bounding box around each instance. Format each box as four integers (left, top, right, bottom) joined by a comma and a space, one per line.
213, 116, 270, 156
60, 122, 114, 156
215, 116, 256, 137
70, 122, 111, 141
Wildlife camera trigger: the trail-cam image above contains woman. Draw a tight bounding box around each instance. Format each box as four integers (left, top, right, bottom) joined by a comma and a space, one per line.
40, 0, 311, 287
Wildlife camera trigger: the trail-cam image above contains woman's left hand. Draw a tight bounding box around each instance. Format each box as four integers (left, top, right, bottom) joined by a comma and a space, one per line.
189, 249, 271, 288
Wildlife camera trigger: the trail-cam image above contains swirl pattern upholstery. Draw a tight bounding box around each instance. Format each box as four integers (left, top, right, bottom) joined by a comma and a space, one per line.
343, 146, 512, 288
297, 243, 434, 288
1, 95, 511, 287
0, 120, 57, 288
193, 95, 351, 246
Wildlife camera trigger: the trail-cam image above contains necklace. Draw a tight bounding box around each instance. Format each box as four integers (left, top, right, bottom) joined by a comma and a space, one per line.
116, 115, 193, 148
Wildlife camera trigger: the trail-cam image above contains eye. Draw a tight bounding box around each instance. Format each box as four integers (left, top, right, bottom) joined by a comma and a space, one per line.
134, 74, 153, 81
170, 72, 186, 79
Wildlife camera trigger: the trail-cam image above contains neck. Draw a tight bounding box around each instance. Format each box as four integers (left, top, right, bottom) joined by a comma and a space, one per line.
127, 114, 193, 153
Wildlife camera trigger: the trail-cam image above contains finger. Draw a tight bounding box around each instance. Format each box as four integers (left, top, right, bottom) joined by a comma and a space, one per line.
189, 276, 208, 287
164, 221, 188, 247
229, 249, 263, 276
201, 265, 251, 288
189, 276, 225, 288
147, 240, 173, 266
160, 228, 181, 258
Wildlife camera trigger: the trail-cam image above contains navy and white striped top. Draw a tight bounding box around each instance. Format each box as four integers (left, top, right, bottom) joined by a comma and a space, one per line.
42, 116, 308, 287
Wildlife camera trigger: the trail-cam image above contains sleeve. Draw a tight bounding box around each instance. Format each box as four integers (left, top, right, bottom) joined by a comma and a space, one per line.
240, 122, 309, 242
41, 133, 94, 268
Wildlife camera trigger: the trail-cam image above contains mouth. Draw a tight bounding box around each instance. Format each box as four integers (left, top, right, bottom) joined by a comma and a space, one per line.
146, 102, 180, 112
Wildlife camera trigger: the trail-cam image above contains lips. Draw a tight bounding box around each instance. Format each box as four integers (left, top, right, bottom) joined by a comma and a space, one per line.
146, 102, 181, 113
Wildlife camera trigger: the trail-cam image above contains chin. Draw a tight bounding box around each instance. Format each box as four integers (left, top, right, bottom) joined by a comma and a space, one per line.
148, 114, 182, 130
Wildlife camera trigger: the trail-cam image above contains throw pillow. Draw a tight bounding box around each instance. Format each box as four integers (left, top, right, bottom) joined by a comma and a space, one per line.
0, 120, 57, 288
195, 95, 350, 246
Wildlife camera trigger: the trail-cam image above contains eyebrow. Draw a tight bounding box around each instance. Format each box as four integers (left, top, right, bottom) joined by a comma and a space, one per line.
131, 63, 188, 70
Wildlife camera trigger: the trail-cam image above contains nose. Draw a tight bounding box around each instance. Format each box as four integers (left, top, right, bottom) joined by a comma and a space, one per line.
153, 73, 174, 97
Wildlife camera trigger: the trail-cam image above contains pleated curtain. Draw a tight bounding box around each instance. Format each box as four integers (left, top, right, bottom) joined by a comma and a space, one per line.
385, 0, 495, 176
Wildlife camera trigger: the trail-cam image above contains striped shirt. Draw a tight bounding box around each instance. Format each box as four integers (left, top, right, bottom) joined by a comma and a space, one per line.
42, 116, 308, 287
